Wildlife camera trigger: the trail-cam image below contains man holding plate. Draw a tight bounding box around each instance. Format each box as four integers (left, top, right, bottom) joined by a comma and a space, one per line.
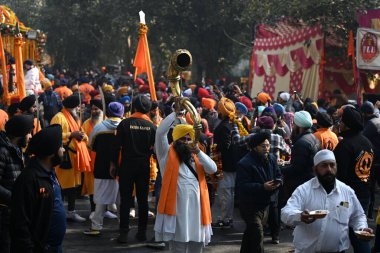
281, 149, 372, 253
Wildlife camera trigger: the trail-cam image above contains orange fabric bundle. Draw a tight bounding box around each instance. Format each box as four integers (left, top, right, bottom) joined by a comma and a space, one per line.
157, 145, 212, 225
62, 108, 91, 172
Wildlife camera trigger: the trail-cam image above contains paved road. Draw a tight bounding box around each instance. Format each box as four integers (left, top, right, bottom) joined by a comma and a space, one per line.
62, 198, 377, 253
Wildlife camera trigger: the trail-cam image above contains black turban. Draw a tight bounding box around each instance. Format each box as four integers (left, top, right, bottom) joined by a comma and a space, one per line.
250, 131, 271, 148
90, 99, 103, 110
133, 94, 151, 114
342, 107, 363, 132
5, 115, 34, 137
28, 124, 62, 157
62, 95, 80, 109
316, 112, 333, 128
19, 95, 36, 112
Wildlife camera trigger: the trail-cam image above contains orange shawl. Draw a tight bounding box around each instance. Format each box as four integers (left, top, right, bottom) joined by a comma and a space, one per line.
158, 144, 212, 226
130, 112, 152, 122
62, 108, 91, 172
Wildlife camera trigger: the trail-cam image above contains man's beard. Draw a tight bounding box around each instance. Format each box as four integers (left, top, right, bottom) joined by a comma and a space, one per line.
69, 108, 79, 121
51, 152, 62, 167
91, 112, 101, 120
17, 136, 29, 148
173, 141, 192, 163
317, 172, 336, 186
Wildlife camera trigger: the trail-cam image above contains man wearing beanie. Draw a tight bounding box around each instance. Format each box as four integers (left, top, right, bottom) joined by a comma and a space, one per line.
38, 79, 63, 127
51, 94, 91, 223
334, 106, 374, 253
11, 125, 66, 253
282, 110, 320, 195
18, 95, 42, 135
0, 115, 34, 253
282, 150, 371, 253
314, 112, 338, 151
213, 97, 244, 228
236, 131, 282, 252
81, 99, 104, 220
116, 94, 156, 243
154, 110, 216, 253
83, 102, 124, 235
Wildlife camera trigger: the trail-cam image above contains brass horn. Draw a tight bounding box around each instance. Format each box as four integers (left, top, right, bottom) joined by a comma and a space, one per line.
168, 49, 202, 146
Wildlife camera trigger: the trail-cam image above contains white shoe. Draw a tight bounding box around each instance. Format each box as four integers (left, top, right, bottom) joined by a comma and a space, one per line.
129, 208, 136, 218
107, 203, 118, 213
104, 210, 118, 219
148, 210, 155, 218
89, 211, 95, 220
67, 211, 86, 222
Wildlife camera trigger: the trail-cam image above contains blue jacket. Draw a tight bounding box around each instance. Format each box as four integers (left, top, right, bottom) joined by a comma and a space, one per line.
236, 151, 282, 210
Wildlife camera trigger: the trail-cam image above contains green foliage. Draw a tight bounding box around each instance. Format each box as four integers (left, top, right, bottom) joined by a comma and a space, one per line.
2, 0, 379, 79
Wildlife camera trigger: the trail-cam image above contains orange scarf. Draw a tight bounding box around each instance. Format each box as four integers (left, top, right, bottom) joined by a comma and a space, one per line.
130, 112, 152, 122
62, 108, 91, 172
158, 144, 212, 226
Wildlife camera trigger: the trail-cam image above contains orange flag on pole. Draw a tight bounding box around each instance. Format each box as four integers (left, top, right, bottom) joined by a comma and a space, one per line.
348, 30, 357, 85
0, 32, 9, 105
133, 11, 157, 101
14, 31, 26, 100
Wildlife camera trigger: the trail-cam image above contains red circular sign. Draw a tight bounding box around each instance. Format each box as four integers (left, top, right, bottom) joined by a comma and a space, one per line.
361, 32, 379, 63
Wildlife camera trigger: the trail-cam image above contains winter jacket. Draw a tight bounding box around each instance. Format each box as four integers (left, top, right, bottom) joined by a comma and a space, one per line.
362, 115, 380, 164
10, 158, 55, 253
0, 131, 24, 206
38, 91, 62, 123
214, 118, 248, 172
89, 119, 121, 179
334, 129, 374, 200
282, 129, 320, 189
237, 151, 282, 210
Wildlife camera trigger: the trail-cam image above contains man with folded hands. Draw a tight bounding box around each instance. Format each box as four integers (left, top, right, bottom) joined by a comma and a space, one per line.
281, 149, 372, 253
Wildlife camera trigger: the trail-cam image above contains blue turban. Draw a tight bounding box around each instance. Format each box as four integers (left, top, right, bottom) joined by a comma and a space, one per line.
294, 110, 313, 128
273, 103, 285, 117
235, 102, 248, 115
120, 95, 131, 104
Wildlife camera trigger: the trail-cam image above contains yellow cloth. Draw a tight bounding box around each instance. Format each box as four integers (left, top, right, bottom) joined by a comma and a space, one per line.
41, 78, 52, 90
217, 97, 236, 117
172, 124, 194, 142
50, 112, 84, 189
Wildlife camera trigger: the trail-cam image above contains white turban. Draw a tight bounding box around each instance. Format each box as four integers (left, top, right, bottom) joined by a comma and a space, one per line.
314, 149, 336, 166
279, 92, 290, 102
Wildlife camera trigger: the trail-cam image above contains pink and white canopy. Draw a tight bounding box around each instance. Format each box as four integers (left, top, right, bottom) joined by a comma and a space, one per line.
251, 21, 323, 100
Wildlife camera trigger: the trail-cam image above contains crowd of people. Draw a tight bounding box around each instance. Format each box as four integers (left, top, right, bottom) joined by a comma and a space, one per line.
0, 59, 380, 253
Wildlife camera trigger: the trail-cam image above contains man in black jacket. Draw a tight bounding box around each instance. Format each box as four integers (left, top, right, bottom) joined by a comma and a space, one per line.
237, 132, 282, 253
116, 94, 156, 243
282, 110, 320, 195
334, 106, 374, 253
11, 124, 66, 253
0, 115, 34, 253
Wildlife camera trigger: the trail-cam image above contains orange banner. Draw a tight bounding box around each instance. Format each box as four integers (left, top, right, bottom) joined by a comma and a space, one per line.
133, 23, 157, 101
0, 32, 9, 105
14, 34, 25, 100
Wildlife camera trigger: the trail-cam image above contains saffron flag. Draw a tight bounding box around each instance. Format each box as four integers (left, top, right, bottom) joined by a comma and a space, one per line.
0, 32, 8, 105
14, 33, 26, 100
133, 12, 156, 101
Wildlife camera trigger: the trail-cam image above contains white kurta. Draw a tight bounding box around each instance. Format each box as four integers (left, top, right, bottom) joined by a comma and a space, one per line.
281, 177, 368, 253
154, 112, 217, 244
24, 67, 41, 94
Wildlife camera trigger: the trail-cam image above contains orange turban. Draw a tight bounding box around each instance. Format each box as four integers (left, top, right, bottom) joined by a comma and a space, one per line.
257, 92, 271, 104
41, 78, 52, 90
185, 112, 201, 125
217, 97, 236, 117
117, 86, 129, 96
201, 98, 217, 111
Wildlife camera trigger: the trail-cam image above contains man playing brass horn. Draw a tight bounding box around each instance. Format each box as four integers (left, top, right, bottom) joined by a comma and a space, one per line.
154, 105, 217, 253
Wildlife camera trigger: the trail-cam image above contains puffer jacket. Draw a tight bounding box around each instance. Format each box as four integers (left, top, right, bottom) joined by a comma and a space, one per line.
0, 131, 24, 206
